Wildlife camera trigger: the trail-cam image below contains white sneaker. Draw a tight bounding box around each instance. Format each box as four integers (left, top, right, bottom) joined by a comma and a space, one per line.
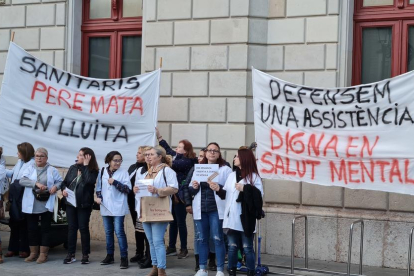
216, 272, 225, 276
195, 269, 208, 276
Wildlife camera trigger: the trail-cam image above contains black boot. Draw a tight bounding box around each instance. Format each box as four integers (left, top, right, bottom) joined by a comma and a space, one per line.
194, 254, 200, 272
120, 257, 129, 269
130, 253, 143, 263
100, 254, 114, 265
208, 252, 217, 271
229, 267, 237, 276
247, 270, 255, 276
139, 256, 152, 269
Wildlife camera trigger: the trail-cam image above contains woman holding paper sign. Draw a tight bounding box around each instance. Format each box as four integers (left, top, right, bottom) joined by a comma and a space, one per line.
191, 142, 232, 276
219, 147, 263, 276
95, 151, 131, 269
130, 146, 152, 269
61, 147, 99, 265
19, 147, 63, 264
133, 145, 178, 276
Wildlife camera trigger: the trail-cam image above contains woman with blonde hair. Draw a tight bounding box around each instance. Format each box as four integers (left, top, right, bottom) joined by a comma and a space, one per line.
133, 145, 178, 276
20, 147, 63, 264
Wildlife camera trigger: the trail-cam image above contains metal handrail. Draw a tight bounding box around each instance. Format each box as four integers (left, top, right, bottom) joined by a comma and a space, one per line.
407, 226, 414, 276
291, 215, 308, 274
347, 220, 364, 276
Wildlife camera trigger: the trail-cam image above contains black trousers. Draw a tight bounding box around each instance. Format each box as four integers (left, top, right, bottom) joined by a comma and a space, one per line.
127, 191, 150, 256
66, 205, 92, 255
26, 212, 53, 247
8, 218, 29, 252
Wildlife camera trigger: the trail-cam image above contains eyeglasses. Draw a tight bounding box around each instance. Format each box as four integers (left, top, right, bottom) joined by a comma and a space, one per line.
35, 155, 47, 158
112, 159, 123, 163
206, 149, 220, 154
145, 153, 156, 157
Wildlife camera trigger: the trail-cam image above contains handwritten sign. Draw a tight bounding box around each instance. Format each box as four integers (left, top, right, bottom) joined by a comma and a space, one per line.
253, 68, 414, 195
135, 179, 153, 198
193, 164, 219, 182
0, 42, 160, 167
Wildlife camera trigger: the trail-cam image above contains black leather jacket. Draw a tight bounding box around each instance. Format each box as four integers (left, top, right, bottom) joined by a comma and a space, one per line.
61, 164, 99, 209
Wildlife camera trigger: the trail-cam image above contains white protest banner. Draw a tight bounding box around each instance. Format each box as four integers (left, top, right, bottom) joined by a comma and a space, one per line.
0, 43, 160, 167
253, 68, 414, 195
193, 164, 219, 182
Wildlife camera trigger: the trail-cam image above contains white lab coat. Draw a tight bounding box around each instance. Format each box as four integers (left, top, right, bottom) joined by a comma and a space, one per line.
0, 156, 7, 195
96, 167, 131, 216
191, 165, 232, 220
222, 172, 263, 232
134, 166, 178, 218
6, 158, 35, 182
21, 164, 63, 213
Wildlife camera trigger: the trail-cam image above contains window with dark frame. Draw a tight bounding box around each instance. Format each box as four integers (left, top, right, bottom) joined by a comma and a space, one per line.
81, 0, 142, 79
353, 0, 414, 85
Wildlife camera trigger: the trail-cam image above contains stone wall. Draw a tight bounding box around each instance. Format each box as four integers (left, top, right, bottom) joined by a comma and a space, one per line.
0, 0, 66, 87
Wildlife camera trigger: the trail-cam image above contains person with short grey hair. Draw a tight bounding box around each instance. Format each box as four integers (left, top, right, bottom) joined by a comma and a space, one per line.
20, 147, 63, 264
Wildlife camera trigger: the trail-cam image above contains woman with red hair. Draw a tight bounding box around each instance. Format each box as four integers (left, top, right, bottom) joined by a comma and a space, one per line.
220, 148, 264, 276
156, 128, 197, 259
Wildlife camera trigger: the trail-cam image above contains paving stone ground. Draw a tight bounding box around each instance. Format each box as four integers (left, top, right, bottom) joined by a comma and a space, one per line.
0, 231, 408, 276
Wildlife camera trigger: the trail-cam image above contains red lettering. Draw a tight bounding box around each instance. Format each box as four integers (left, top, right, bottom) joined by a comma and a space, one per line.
270, 129, 283, 150
106, 96, 119, 114
360, 159, 374, 183
376, 160, 390, 182
285, 157, 296, 176
118, 96, 133, 114
46, 86, 56, 105
260, 152, 274, 174
57, 89, 72, 108
348, 161, 360, 183
389, 159, 403, 183
73, 93, 85, 111
323, 135, 339, 157
296, 160, 306, 178
405, 159, 414, 184
330, 160, 348, 184
31, 81, 47, 100
275, 155, 285, 174
90, 96, 105, 114
307, 133, 324, 157
130, 97, 144, 115
360, 136, 379, 157
306, 160, 320, 180
289, 132, 305, 154
346, 136, 359, 158
285, 130, 290, 155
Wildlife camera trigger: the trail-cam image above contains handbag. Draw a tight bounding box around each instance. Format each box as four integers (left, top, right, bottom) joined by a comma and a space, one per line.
32, 166, 50, 202
139, 167, 173, 223
32, 188, 51, 201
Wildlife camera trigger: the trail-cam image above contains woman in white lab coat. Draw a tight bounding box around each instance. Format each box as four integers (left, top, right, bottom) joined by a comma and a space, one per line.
190, 142, 232, 276
96, 150, 131, 269
221, 148, 263, 276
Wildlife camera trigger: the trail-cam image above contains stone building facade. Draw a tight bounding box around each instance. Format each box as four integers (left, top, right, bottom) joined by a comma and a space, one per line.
1, 0, 413, 270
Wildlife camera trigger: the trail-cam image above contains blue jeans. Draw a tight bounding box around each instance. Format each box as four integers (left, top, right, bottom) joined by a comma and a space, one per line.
169, 202, 187, 250
102, 216, 128, 258
194, 211, 225, 272
227, 230, 255, 271
143, 222, 169, 269
193, 220, 215, 255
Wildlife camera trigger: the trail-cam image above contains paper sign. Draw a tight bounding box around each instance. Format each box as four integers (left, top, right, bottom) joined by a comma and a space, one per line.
64, 188, 76, 207
135, 179, 153, 198
193, 164, 219, 182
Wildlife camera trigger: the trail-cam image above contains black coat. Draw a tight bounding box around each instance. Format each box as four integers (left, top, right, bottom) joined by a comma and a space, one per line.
61, 164, 99, 209
236, 184, 263, 237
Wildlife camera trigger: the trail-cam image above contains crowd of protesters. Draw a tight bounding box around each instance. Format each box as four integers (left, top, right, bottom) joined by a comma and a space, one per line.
0, 129, 264, 276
